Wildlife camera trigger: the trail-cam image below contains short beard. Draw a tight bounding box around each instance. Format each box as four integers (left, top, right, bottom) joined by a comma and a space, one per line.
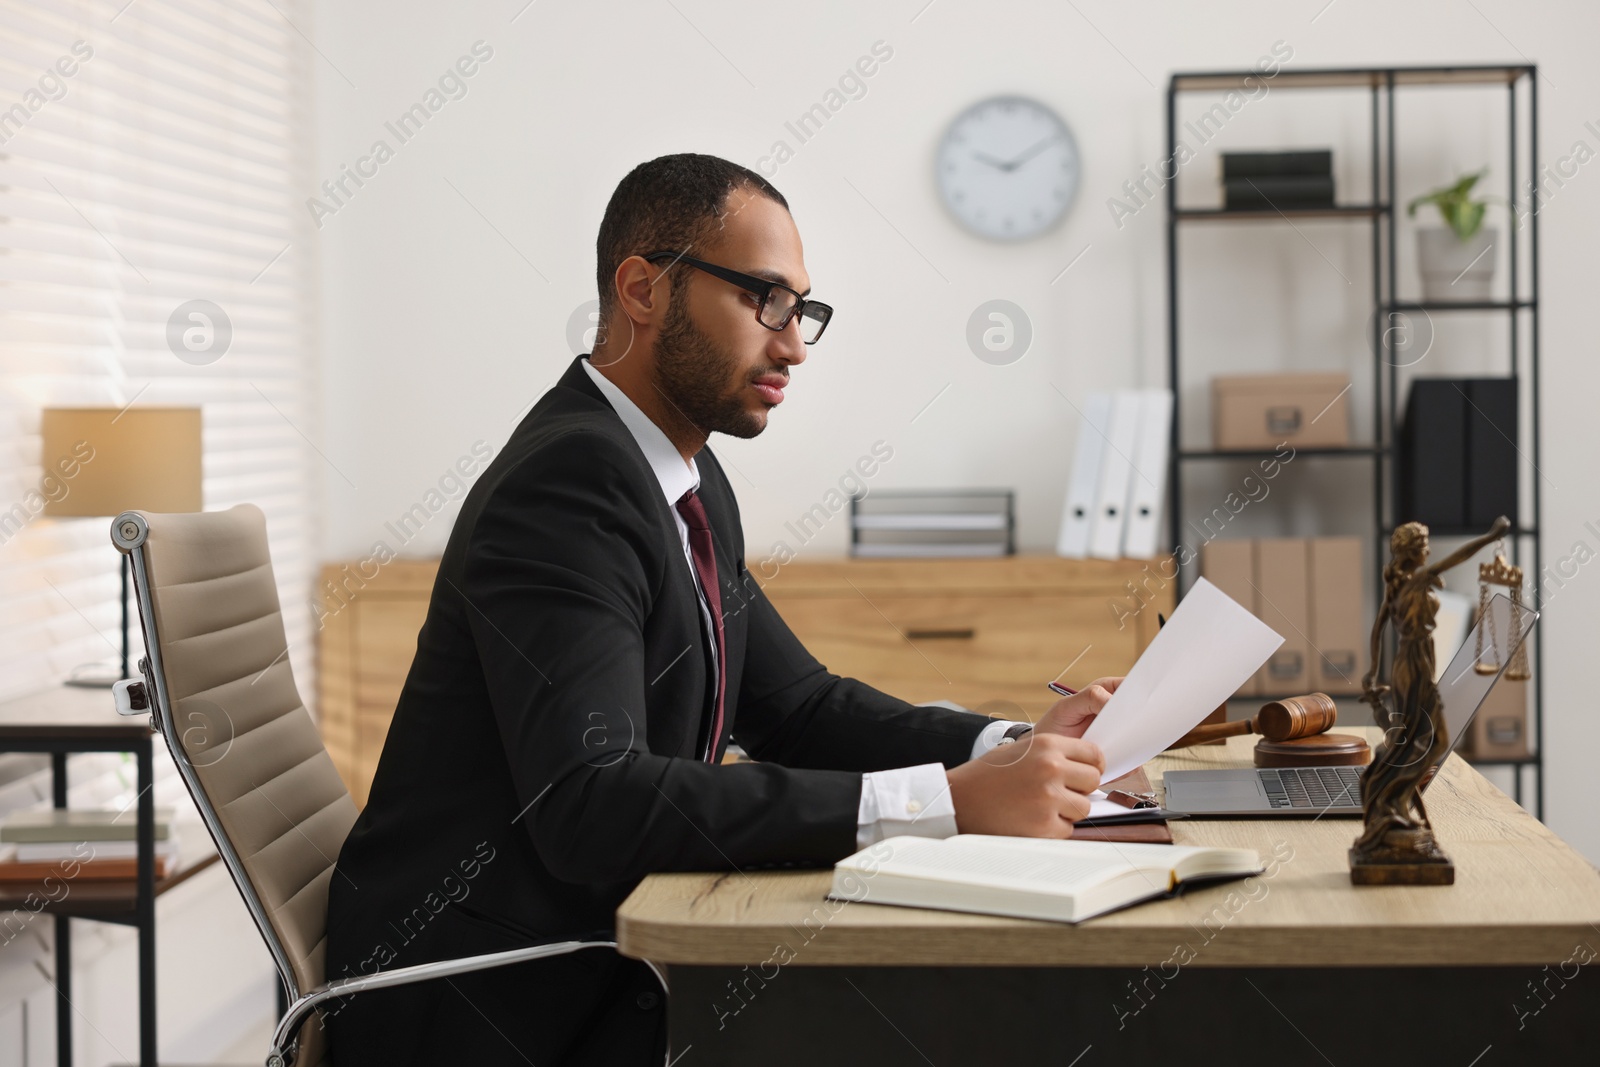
651, 286, 765, 440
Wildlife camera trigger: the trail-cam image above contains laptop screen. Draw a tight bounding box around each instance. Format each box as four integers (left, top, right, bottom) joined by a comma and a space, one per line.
1411, 591, 1539, 778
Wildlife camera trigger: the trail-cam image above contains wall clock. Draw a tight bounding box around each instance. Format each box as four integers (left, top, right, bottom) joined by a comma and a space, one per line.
935, 95, 1080, 241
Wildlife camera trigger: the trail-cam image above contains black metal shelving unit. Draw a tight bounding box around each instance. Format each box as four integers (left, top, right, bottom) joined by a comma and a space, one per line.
1164, 65, 1543, 818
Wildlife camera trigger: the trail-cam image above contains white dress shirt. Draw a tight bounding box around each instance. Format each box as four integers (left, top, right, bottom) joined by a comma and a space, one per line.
580, 358, 1021, 848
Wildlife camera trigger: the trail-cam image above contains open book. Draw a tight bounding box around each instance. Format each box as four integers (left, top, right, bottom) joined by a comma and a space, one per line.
830, 835, 1263, 924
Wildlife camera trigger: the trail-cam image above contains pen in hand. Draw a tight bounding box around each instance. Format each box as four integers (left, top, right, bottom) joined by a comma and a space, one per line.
1050, 613, 1164, 698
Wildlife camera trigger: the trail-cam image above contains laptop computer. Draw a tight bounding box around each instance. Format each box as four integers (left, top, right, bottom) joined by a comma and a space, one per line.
1162, 592, 1537, 817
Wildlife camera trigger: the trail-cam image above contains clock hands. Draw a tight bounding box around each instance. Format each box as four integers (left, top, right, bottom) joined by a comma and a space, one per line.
1001, 134, 1060, 171
968, 134, 1062, 173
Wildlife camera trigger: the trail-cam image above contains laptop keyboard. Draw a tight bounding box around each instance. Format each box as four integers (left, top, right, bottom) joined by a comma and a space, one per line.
1258, 766, 1364, 809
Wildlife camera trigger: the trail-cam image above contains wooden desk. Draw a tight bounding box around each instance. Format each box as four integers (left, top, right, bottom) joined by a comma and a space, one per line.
0, 685, 218, 1067
618, 731, 1600, 1064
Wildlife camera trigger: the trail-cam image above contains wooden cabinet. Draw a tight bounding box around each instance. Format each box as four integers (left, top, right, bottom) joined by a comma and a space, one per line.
759, 557, 1171, 719
315, 555, 1173, 805
315, 561, 435, 807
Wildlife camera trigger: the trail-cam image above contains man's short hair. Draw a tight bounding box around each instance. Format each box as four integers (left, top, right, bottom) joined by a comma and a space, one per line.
594, 153, 788, 324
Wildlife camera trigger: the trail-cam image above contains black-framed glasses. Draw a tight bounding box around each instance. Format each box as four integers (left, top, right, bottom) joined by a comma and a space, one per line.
644, 251, 833, 344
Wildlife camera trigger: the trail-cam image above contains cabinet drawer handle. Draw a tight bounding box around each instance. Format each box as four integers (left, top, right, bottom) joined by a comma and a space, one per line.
905, 627, 976, 641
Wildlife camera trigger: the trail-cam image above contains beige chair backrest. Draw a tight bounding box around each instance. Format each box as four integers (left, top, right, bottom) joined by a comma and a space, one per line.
125, 505, 357, 1062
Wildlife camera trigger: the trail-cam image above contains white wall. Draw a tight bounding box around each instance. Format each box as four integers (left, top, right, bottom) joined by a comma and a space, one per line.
309, 1, 1600, 860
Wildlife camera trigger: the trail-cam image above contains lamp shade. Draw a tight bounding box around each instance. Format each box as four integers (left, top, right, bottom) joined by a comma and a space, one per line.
39, 407, 203, 517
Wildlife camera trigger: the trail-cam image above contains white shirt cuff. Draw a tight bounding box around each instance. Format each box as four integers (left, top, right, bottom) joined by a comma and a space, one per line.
855, 763, 957, 849
971, 719, 1030, 760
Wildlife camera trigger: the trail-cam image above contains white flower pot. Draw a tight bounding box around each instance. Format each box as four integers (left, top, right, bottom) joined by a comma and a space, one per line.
1417, 226, 1496, 302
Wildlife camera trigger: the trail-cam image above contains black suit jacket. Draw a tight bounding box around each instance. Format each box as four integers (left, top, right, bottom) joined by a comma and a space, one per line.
324, 356, 988, 1065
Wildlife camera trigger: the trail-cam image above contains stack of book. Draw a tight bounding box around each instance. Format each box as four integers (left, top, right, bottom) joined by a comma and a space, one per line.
850, 490, 1014, 558
1221, 150, 1334, 211
0, 807, 179, 881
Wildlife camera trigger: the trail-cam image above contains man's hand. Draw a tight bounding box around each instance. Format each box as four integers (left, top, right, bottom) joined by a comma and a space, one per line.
1035, 676, 1123, 739
945, 732, 1105, 838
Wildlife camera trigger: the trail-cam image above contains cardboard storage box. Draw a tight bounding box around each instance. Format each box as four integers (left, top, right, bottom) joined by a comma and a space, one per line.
1308, 536, 1365, 695
1201, 539, 1260, 697
1456, 676, 1530, 761
1212, 373, 1351, 451
1201, 536, 1366, 699
1254, 539, 1311, 695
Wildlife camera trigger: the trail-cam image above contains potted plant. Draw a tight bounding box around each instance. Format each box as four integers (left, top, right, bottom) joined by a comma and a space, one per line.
1407, 170, 1501, 301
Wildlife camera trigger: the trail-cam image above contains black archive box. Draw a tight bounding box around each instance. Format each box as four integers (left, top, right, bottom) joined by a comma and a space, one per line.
1398, 378, 1518, 530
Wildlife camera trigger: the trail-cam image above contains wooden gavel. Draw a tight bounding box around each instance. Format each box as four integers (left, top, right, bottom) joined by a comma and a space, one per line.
1167, 693, 1338, 749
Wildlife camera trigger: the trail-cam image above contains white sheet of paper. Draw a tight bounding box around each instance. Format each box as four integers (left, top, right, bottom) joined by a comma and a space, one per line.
1081, 577, 1284, 782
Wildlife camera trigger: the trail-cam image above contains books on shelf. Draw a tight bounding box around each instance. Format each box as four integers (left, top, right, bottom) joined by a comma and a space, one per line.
0, 850, 178, 882
12, 838, 180, 863
1, 807, 175, 843
0, 807, 181, 882
1223, 175, 1335, 210
1219, 149, 1335, 211
829, 835, 1264, 924
1220, 150, 1332, 178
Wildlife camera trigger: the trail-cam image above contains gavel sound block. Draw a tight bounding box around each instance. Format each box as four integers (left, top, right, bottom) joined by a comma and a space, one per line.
1167, 693, 1371, 768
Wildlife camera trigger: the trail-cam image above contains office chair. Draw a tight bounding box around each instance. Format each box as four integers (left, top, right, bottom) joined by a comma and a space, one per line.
109, 505, 667, 1067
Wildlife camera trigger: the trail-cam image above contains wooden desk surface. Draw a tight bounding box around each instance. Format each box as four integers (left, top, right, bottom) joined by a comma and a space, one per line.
617, 729, 1600, 968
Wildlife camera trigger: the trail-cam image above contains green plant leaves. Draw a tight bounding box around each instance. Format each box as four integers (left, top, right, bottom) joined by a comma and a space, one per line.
1406, 168, 1490, 241
1453, 200, 1487, 242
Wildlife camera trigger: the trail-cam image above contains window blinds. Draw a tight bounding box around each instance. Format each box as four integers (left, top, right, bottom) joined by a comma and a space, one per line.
0, 0, 319, 700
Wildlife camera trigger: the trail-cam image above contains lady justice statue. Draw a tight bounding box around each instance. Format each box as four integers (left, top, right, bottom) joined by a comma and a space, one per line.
1350, 514, 1511, 885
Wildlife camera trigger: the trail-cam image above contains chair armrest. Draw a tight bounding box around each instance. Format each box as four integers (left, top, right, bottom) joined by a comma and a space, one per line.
268, 937, 659, 1067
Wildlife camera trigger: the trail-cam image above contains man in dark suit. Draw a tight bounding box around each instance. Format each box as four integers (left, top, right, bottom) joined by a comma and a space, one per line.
324, 153, 1114, 1065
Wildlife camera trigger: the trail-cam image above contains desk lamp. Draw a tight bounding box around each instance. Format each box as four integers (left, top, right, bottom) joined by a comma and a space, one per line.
40, 407, 202, 686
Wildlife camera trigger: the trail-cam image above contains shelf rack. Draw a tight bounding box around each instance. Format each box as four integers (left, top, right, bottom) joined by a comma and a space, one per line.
1164, 64, 1543, 818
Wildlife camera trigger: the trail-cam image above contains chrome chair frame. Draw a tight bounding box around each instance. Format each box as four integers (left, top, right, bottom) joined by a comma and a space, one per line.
110, 510, 667, 1067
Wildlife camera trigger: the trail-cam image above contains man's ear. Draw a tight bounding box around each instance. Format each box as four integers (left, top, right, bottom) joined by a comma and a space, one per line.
614, 255, 672, 330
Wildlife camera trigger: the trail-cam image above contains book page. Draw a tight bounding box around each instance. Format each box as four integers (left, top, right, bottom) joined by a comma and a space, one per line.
1081, 577, 1283, 781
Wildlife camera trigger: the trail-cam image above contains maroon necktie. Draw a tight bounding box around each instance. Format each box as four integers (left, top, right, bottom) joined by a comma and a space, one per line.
675, 489, 725, 763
